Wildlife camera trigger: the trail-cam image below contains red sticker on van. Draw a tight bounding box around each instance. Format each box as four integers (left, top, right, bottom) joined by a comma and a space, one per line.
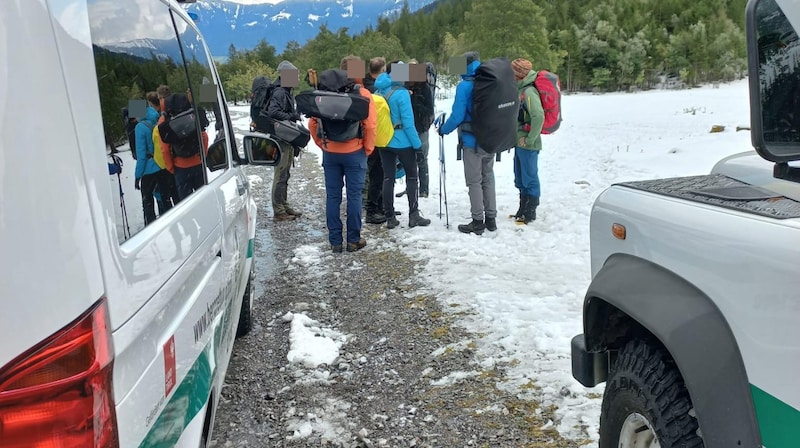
163, 336, 176, 396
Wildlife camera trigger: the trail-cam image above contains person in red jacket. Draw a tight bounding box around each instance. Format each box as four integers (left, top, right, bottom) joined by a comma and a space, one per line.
308, 60, 376, 253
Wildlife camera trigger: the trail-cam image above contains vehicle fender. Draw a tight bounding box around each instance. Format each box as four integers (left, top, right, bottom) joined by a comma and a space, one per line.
584, 253, 762, 448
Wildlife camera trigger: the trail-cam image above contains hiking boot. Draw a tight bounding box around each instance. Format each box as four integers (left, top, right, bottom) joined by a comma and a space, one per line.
365, 212, 387, 224
286, 207, 303, 217
517, 196, 539, 224
409, 210, 431, 228
386, 215, 400, 229
513, 194, 529, 219
458, 219, 485, 235
485, 217, 497, 231
346, 238, 367, 252
331, 244, 343, 253
274, 213, 296, 221
419, 191, 429, 198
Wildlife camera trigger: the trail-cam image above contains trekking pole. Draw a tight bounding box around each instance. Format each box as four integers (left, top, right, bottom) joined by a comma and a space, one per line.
117, 173, 131, 239
111, 154, 132, 239
434, 113, 449, 229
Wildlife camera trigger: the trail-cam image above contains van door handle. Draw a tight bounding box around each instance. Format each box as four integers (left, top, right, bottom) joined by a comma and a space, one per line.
236, 179, 246, 196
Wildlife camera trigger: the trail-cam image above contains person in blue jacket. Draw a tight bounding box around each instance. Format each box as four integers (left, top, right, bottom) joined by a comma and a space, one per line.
134, 92, 172, 225
438, 51, 498, 235
374, 70, 431, 229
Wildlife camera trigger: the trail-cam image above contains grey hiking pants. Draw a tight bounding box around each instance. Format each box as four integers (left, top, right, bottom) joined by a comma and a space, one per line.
272, 139, 293, 215
462, 146, 497, 221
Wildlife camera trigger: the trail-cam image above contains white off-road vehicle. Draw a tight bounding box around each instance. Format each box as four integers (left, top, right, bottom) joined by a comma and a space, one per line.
571, 0, 799, 447
0, 1, 279, 446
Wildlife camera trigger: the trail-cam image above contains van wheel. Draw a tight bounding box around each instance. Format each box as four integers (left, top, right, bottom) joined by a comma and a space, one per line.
599, 339, 704, 448
235, 264, 254, 338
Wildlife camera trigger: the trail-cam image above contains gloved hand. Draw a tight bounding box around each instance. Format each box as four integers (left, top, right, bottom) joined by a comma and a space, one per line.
415, 151, 425, 162
291, 113, 301, 122
134, 178, 141, 190
437, 128, 445, 137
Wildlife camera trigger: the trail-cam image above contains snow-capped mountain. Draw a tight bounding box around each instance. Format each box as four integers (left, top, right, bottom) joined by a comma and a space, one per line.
185, 0, 437, 57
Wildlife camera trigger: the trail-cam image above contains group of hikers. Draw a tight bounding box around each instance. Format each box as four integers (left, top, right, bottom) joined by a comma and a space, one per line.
115, 85, 211, 226
246, 51, 549, 253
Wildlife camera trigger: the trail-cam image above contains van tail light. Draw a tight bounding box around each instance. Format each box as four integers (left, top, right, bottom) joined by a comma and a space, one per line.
0, 298, 118, 448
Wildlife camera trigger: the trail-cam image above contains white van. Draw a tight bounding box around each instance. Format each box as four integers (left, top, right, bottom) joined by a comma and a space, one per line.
0, 1, 279, 446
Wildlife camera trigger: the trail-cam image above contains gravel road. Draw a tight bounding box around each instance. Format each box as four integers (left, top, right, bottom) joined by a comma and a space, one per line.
209, 151, 583, 448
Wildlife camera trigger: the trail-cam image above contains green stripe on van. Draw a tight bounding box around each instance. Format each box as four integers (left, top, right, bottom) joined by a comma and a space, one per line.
247, 238, 254, 258
138, 347, 212, 448
751, 384, 800, 447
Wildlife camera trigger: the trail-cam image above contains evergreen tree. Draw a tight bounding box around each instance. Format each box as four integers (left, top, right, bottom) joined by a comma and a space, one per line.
465, 0, 558, 70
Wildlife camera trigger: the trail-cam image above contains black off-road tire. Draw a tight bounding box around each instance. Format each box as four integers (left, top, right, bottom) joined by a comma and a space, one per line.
235, 265, 254, 338
599, 339, 704, 448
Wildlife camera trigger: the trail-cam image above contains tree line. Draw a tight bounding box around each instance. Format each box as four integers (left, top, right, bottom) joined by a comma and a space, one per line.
217, 0, 748, 100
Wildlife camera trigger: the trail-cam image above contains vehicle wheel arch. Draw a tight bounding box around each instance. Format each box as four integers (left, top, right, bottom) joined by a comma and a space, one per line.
583, 253, 762, 448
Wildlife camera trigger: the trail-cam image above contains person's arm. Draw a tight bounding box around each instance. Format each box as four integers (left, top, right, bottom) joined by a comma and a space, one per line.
521, 86, 544, 146
134, 123, 149, 179
267, 89, 293, 121
440, 82, 469, 134
308, 118, 323, 148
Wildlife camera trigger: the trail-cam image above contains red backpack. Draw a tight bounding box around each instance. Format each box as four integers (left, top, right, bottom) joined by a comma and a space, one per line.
521, 70, 562, 134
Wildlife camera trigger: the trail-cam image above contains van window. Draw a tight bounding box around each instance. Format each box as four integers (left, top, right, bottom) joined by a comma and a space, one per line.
87, 0, 216, 243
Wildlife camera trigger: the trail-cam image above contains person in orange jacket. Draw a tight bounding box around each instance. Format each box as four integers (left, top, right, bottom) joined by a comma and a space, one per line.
308, 58, 376, 253
157, 85, 209, 201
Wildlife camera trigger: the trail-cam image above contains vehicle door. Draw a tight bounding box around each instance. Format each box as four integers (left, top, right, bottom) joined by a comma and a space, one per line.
85, 1, 225, 446
173, 14, 249, 385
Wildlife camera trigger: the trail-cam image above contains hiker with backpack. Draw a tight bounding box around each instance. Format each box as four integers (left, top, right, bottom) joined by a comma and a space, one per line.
374, 69, 432, 229
363, 56, 390, 224
158, 87, 210, 201
304, 66, 376, 253
438, 51, 499, 235
134, 91, 173, 225
406, 60, 436, 198
265, 60, 304, 221
512, 58, 545, 224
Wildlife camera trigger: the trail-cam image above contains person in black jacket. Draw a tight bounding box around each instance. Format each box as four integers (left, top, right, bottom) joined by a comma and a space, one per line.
266, 60, 303, 221
407, 59, 435, 198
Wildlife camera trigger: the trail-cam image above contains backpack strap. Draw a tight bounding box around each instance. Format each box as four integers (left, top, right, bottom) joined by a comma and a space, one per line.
384, 86, 403, 130
142, 121, 155, 158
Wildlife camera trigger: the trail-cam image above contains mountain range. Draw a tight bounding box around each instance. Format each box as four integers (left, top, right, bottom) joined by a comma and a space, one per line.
184, 0, 437, 58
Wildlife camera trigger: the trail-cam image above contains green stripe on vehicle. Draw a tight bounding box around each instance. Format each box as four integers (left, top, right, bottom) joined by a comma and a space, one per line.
139, 346, 213, 448
751, 384, 800, 447
247, 238, 254, 258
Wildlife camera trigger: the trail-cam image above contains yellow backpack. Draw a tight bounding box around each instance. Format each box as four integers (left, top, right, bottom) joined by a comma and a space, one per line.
151, 125, 167, 169
372, 93, 393, 147
372, 87, 400, 147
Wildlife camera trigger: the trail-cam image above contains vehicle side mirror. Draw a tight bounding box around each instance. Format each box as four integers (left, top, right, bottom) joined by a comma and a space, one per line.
243, 132, 281, 166
206, 137, 228, 171
747, 0, 800, 163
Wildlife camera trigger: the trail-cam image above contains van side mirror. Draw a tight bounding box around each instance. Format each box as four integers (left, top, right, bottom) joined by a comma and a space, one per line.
243, 132, 281, 166
206, 137, 228, 171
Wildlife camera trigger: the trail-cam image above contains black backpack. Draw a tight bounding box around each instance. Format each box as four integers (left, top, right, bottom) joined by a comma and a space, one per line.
296, 69, 369, 143
250, 76, 274, 125
158, 93, 208, 158
410, 82, 435, 134
122, 108, 138, 160
471, 58, 518, 154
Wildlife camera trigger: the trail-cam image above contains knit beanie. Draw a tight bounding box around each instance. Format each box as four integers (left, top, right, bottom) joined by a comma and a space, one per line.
512, 58, 533, 81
